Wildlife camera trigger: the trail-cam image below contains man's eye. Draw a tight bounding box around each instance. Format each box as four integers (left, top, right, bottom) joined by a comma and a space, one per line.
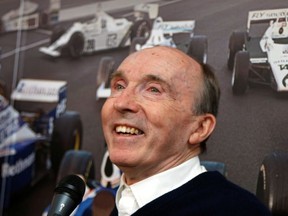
115, 83, 125, 90
149, 87, 160, 93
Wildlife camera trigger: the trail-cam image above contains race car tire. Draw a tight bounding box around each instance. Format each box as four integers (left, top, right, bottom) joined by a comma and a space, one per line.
51, 111, 83, 176
256, 151, 288, 215
227, 31, 247, 70
130, 19, 151, 40
96, 57, 116, 89
232, 51, 249, 95
129, 37, 147, 54
50, 26, 66, 44
68, 32, 85, 58
186, 35, 208, 64
57, 150, 95, 184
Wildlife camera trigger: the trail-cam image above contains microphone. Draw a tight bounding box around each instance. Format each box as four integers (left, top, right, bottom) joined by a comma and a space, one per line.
48, 174, 86, 216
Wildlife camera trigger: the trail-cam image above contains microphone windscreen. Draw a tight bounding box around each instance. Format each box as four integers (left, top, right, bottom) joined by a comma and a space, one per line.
47, 174, 85, 216
55, 174, 86, 204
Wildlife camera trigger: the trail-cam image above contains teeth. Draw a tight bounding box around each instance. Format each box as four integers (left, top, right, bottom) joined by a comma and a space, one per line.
115, 126, 142, 135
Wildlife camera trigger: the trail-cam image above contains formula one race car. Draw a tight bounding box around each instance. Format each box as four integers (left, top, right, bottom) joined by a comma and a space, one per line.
39, 4, 159, 58
95, 16, 208, 100
0, 79, 83, 209
0, 0, 60, 33
130, 16, 208, 64
228, 8, 288, 95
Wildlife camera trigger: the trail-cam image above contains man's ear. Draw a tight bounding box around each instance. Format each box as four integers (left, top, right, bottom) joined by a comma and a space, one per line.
188, 114, 216, 145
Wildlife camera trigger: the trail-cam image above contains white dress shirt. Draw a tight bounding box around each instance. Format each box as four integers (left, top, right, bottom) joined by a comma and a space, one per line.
116, 156, 206, 216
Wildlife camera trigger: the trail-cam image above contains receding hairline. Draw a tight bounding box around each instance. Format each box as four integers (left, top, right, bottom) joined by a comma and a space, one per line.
126, 46, 203, 79
130, 46, 200, 65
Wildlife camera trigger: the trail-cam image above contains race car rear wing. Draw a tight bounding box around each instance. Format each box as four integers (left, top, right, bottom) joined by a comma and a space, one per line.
247, 8, 288, 30
0, 95, 38, 148
11, 79, 67, 103
153, 17, 195, 34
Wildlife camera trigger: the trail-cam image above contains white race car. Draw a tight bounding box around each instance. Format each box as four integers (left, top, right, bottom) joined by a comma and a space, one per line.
228, 8, 288, 95
96, 16, 208, 100
39, 4, 159, 58
130, 16, 208, 64
0, 0, 60, 33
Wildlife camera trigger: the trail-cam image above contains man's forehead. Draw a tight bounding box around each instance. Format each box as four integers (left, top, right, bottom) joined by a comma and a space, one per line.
132, 46, 185, 62
117, 46, 202, 85
127, 47, 200, 69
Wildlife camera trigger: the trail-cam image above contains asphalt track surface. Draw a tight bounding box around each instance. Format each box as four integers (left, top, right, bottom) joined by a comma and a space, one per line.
1, 0, 288, 215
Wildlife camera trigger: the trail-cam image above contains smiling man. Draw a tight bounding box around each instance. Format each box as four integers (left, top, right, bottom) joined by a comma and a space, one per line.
101, 46, 270, 215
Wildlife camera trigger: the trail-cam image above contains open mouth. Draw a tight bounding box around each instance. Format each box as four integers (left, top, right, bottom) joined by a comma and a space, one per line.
115, 125, 144, 135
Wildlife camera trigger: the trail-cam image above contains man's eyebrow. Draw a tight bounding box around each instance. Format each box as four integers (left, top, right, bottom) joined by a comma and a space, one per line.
144, 74, 174, 93
110, 71, 173, 92
110, 70, 124, 80
144, 74, 168, 85
110, 71, 168, 84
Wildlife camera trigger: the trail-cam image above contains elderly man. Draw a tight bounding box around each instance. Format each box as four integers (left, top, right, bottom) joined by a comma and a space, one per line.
101, 46, 270, 215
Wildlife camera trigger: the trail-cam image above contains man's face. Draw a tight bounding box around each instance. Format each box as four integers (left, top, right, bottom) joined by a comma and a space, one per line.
101, 47, 203, 181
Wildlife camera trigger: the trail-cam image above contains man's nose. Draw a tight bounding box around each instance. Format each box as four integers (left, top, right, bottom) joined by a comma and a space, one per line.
113, 88, 140, 113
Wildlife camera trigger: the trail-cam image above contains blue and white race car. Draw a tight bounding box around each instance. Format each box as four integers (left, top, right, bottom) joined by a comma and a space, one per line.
228, 8, 288, 95
1, 79, 83, 209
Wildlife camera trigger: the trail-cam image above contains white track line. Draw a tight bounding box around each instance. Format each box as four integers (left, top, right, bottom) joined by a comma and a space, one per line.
2, 39, 49, 59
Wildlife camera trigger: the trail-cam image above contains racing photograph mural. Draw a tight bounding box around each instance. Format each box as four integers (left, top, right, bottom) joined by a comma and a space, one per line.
1, 0, 288, 215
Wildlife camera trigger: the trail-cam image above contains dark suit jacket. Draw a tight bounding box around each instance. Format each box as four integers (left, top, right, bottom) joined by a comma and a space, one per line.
110, 171, 271, 216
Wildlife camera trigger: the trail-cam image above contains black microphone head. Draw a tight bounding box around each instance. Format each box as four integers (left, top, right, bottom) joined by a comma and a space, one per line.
55, 174, 86, 205
48, 174, 86, 216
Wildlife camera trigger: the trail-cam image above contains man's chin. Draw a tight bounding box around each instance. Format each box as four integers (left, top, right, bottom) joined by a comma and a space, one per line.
109, 152, 136, 168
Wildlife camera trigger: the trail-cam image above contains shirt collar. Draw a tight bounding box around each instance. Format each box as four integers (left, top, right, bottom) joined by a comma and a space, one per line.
116, 156, 206, 210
